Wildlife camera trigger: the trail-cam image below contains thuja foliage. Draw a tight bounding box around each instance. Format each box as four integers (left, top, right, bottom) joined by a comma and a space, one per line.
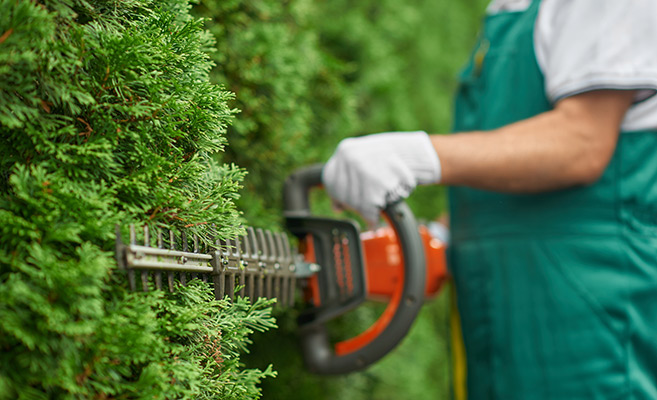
0, 0, 274, 398
192, 1, 489, 399
196, 0, 488, 228
195, 0, 356, 227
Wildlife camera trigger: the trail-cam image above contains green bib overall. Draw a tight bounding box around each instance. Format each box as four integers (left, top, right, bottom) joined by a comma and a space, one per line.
449, 1, 657, 398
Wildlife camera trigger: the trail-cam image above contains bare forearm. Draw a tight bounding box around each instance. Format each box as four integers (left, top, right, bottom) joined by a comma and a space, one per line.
431, 90, 634, 192
431, 112, 605, 192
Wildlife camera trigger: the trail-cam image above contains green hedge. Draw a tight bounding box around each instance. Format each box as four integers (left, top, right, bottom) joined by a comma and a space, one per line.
198, 0, 488, 226
195, 0, 488, 399
1, 0, 489, 398
195, 0, 356, 227
0, 1, 274, 398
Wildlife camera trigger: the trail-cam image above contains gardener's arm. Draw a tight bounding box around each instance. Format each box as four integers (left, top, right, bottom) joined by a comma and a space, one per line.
433, 89, 635, 192
322, 89, 636, 222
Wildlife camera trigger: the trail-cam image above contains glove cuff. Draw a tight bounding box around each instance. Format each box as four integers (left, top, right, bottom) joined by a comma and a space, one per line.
398, 131, 442, 185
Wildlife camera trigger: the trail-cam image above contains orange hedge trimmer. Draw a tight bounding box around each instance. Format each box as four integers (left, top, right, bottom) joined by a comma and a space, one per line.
115, 164, 447, 375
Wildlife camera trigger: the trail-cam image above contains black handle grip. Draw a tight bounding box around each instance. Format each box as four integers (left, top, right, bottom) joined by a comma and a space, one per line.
283, 163, 324, 216
284, 164, 426, 375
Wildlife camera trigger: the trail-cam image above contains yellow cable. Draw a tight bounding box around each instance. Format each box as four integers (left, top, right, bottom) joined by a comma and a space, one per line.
450, 282, 467, 400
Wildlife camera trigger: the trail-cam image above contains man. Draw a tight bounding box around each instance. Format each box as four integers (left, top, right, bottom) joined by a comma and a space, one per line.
322, 0, 657, 398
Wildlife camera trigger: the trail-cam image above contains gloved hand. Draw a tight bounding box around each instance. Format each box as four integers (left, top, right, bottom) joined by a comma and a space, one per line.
322, 131, 442, 223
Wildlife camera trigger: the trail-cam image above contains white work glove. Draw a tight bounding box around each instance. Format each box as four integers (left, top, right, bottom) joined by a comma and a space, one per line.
322, 131, 442, 223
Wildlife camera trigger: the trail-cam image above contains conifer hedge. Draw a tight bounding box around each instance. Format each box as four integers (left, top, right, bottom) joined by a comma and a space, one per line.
0, 1, 274, 398
197, 0, 488, 227
194, 1, 489, 399
195, 0, 356, 227
1, 0, 490, 398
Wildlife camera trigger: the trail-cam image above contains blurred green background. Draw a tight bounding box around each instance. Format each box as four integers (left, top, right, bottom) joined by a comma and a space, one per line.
194, 0, 489, 398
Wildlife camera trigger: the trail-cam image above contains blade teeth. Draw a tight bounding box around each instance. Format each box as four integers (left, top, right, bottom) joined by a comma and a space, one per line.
217, 270, 226, 300
265, 230, 277, 261
245, 227, 261, 302
127, 225, 136, 291
232, 236, 241, 300
180, 231, 190, 284
192, 234, 199, 280
154, 272, 163, 291
154, 229, 163, 290
168, 229, 176, 292
226, 262, 235, 300
216, 237, 229, 300
180, 275, 187, 287
255, 228, 266, 300
141, 225, 150, 291
273, 232, 284, 306
190, 235, 199, 282
238, 235, 246, 298
281, 233, 295, 306
246, 228, 256, 300
239, 231, 248, 254
212, 239, 225, 300
265, 230, 277, 299
247, 227, 258, 257
141, 270, 150, 292
117, 224, 296, 306
169, 229, 176, 250
248, 273, 255, 301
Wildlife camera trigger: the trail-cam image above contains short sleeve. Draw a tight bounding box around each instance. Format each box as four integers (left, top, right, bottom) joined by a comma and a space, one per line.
535, 0, 657, 104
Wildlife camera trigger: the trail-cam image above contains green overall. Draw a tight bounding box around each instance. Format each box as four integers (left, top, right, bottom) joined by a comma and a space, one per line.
449, 1, 657, 398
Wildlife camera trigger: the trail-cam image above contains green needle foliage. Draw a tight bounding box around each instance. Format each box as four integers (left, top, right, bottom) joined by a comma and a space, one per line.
0, 0, 275, 398
196, 0, 488, 229
192, 1, 488, 399
195, 0, 356, 228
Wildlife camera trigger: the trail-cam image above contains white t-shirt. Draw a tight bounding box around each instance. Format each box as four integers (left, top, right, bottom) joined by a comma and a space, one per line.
487, 0, 657, 131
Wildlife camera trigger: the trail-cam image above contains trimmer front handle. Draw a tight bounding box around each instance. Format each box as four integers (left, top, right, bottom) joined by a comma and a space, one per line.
284, 164, 426, 375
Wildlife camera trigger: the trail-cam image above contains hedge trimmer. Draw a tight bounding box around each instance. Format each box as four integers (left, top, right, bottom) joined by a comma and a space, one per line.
115, 164, 447, 375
